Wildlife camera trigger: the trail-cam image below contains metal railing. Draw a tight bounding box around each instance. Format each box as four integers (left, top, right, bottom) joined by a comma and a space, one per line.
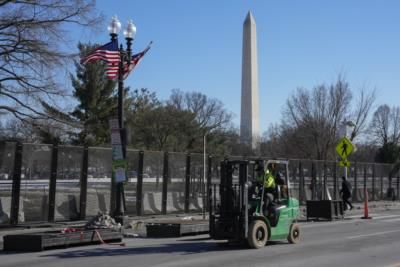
0, 141, 398, 226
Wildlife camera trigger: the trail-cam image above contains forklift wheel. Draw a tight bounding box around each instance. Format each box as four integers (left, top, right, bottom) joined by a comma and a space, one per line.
247, 220, 268, 249
287, 223, 300, 244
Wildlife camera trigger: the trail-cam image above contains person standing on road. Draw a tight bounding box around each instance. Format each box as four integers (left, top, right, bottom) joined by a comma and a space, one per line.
340, 176, 353, 211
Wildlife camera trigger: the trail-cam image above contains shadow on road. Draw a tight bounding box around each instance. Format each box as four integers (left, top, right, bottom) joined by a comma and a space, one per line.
178, 236, 212, 242
39, 241, 246, 258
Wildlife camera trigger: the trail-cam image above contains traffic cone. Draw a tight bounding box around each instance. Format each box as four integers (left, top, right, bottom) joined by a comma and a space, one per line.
361, 187, 372, 219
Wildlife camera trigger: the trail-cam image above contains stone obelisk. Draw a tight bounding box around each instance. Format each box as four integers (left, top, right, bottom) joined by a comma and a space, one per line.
240, 11, 260, 149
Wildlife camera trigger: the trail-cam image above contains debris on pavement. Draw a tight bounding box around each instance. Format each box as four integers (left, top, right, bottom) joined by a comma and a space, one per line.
123, 233, 139, 238
126, 220, 145, 230
85, 213, 122, 231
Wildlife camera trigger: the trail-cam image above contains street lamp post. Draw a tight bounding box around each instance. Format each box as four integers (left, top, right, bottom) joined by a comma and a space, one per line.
108, 17, 136, 222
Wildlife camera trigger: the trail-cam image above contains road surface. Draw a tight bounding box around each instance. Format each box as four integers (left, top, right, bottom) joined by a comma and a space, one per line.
1, 210, 400, 267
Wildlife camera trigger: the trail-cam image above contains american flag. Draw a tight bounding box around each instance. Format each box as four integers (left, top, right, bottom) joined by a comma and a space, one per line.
80, 40, 121, 80
80, 40, 152, 80
123, 41, 152, 80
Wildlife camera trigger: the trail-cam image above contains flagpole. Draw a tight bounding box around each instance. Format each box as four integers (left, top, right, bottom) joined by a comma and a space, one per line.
108, 17, 136, 224
83, 17, 150, 224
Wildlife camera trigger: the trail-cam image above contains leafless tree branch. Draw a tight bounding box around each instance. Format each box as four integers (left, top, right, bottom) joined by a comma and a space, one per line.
0, 0, 102, 124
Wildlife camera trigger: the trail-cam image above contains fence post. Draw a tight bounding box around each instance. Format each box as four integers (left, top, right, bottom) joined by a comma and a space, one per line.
333, 161, 337, 200
10, 142, 23, 225
79, 146, 89, 220
48, 143, 58, 222
364, 165, 367, 201
206, 155, 212, 212
380, 168, 384, 200
136, 151, 144, 216
184, 153, 191, 213
299, 161, 304, 204
354, 162, 359, 202
397, 176, 400, 201
372, 164, 376, 201
323, 162, 327, 200
161, 151, 169, 215
311, 161, 316, 200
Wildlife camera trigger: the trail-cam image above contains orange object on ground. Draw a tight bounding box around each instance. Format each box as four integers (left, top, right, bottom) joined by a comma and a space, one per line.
94, 230, 126, 246
361, 187, 372, 219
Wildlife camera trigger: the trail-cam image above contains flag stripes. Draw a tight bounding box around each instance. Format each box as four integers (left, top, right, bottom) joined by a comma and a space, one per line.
80, 40, 120, 65
81, 40, 151, 80
123, 42, 152, 79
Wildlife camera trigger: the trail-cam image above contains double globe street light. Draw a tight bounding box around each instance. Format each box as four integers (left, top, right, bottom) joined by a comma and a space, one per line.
108, 16, 137, 222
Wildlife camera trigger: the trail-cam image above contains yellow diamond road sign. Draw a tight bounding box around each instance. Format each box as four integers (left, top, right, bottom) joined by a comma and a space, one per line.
339, 159, 351, 167
336, 137, 354, 159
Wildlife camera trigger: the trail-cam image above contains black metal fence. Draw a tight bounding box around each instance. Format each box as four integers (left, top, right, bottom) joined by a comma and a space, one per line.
0, 142, 398, 226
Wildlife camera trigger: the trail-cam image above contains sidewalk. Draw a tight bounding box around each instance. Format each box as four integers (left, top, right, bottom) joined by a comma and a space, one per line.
298, 200, 400, 221
0, 213, 207, 250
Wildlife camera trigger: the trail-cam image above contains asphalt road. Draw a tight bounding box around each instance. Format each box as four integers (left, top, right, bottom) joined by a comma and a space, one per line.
1, 210, 400, 267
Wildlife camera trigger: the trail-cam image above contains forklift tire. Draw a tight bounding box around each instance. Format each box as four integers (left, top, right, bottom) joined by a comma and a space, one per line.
247, 220, 268, 249
287, 223, 300, 244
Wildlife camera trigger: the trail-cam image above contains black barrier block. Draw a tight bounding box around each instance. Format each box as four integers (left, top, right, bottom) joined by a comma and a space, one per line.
3, 229, 122, 252
306, 200, 344, 221
146, 220, 209, 238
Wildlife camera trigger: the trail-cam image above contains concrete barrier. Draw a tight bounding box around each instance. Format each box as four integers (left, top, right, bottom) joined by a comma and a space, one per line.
370, 188, 381, 201
22, 195, 47, 222
352, 188, 362, 202
167, 192, 184, 213
189, 195, 203, 211
143, 192, 161, 214
0, 197, 11, 224
0, 196, 25, 224
352, 188, 377, 202
54, 194, 79, 221
304, 188, 312, 201
291, 188, 300, 200
85, 190, 110, 217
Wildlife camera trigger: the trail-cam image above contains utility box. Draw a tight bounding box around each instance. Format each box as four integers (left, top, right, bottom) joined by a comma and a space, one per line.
306, 200, 344, 221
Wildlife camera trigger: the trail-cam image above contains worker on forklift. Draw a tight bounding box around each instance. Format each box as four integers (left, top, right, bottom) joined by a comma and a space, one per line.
255, 163, 276, 215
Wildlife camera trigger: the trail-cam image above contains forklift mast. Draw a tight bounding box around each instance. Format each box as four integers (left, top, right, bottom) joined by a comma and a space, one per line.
210, 160, 252, 240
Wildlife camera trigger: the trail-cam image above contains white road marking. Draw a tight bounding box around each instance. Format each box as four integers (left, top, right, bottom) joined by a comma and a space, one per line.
381, 218, 400, 223
301, 220, 356, 228
387, 262, 400, 267
347, 229, 400, 239
368, 215, 400, 220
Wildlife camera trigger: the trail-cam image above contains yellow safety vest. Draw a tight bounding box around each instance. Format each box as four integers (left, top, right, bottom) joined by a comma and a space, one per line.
257, 171, 276, 189
264, 172, 276, 189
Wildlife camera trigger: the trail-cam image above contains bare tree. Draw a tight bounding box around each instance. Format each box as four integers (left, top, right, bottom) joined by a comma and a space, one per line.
279, 76, 375, 160
168, 89, 232, 132
0, 0, 102, 125
370, 104, 400, 146
168, 89, 233, 150
348, 88, 376, 141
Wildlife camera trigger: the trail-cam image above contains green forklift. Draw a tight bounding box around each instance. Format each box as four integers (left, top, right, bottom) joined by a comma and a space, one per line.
209, 159, 301, 249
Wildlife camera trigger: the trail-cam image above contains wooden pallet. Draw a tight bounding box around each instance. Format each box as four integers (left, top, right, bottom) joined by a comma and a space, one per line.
3, 228, 122, 252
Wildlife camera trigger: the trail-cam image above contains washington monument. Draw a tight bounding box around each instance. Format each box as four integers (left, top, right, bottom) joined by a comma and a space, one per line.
240, 11, 260, 149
